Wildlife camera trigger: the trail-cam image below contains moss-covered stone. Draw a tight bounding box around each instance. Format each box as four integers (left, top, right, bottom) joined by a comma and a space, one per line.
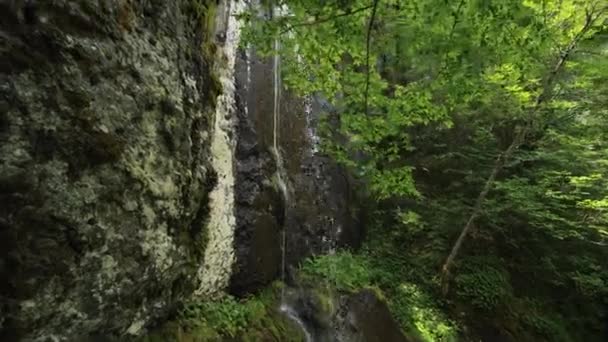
190, 0, 223, 107
0, 0, 223, 340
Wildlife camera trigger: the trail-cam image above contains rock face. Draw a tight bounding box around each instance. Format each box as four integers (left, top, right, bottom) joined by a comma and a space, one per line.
0, 0, 365, 339
229, 41, 365, 295
279, 287, 411, 342
194, 0, 243, 298
0, 0, 220, 340
335, 290, 412, 342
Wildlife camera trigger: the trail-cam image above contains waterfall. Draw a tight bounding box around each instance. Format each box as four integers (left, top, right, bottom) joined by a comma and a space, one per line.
270, 10, 290, 303
245, 44, 252, 92
304, 95, 319, 155
280, 303, 314, 342
196, 0, 244, 296
272, 39, 289, 205
268, 6, 316, 341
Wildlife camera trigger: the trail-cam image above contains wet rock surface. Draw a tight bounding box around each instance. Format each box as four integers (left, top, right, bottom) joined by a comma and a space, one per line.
229, 56, 284, 294
229, 42, 365, 295
0, 0, 218, 340
335, 290, 411, 342
279, 286, 411, 342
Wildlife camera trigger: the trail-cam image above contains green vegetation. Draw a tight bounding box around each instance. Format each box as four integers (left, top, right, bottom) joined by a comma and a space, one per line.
300, 251, 373, 291
139, 284, 305, 341
300, 251, 458, 341
240, 0, 608, 341
179, 295, 265, 338
190, 0, 223, 107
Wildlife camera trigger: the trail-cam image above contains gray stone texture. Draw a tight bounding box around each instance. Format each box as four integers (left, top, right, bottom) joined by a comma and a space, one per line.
0, 1, 217, 340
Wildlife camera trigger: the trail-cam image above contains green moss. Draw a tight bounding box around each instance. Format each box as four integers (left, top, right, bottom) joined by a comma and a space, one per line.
190, 0, 218, 63
207, 71, 223, 106
188, 0, 222, 110
62, 108, 126, 167
191, 0, 216, 37
308, 284, 337, 318
137, 322, 221, 342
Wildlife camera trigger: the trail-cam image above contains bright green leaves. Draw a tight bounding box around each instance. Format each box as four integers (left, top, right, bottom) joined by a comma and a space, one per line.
238, 0, 607, 202
301, 252, 373, 291
494, 140, 608, 243
371, 166, 420, 200
485, 63, 540, 108
240, 3, 608, 336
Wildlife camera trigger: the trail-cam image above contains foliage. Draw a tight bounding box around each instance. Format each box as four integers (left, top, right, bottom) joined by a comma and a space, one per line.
301, 250, 458, 341
300, 251, 373, 291
141, 284, 305, 341
179, 295, 264, 338
390, 283, 458, 342
454, 258, 513, 311
241, 0, 606, 201
238, 0, 608, 340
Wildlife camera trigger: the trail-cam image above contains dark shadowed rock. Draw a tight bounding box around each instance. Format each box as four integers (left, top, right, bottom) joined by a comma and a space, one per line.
339, 290, 412, 342
274, 286, 412, 342
229, 40, 366, 296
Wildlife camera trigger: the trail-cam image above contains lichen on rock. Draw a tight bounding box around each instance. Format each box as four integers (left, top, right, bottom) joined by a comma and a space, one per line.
0, 0, 221, 340
194, 0, 245, 298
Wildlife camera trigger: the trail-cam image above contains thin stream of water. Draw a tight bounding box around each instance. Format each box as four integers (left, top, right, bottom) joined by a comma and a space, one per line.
280, 303, 314, 342
269, 4, 318, 341
272, 35, 289, 302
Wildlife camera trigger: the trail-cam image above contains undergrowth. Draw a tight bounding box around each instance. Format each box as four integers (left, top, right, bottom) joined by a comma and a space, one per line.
139, 283, 303, 342
179, 295, 265, 338
300, 251, 459, 341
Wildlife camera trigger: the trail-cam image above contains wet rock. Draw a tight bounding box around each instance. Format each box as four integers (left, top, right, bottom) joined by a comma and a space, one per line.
229, 40, 366, 296
229, 66, 283, 295
336, 290, 411, 342
277, 286, 412, 342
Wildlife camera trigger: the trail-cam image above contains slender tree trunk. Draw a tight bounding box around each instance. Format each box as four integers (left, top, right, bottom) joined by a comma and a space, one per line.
440, 129, 525, 295
439, 5, 604, 295
364, 0, 381, 115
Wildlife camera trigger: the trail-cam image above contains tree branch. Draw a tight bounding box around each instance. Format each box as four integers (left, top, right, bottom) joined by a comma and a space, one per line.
281, 5, 374, 34
364, 0, 380, 116
437, 0, 467, 78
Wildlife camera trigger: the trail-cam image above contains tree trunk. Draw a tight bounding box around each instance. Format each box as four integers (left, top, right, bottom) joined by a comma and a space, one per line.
439, 5, 603, 295
440, 129, 525, 295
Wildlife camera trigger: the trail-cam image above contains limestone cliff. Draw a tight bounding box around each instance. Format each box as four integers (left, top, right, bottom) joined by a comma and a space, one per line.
0, 0, 221, 340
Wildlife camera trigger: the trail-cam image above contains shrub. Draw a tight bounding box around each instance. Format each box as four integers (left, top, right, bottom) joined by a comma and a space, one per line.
300, 251, 373, 291
179, 295, 265, 338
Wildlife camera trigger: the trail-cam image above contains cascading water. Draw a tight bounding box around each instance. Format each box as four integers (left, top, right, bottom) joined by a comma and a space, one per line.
304, 95, 319, 155
269, 5, 315, 341
280, 302, 314, 342
272, 35, 289, 297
